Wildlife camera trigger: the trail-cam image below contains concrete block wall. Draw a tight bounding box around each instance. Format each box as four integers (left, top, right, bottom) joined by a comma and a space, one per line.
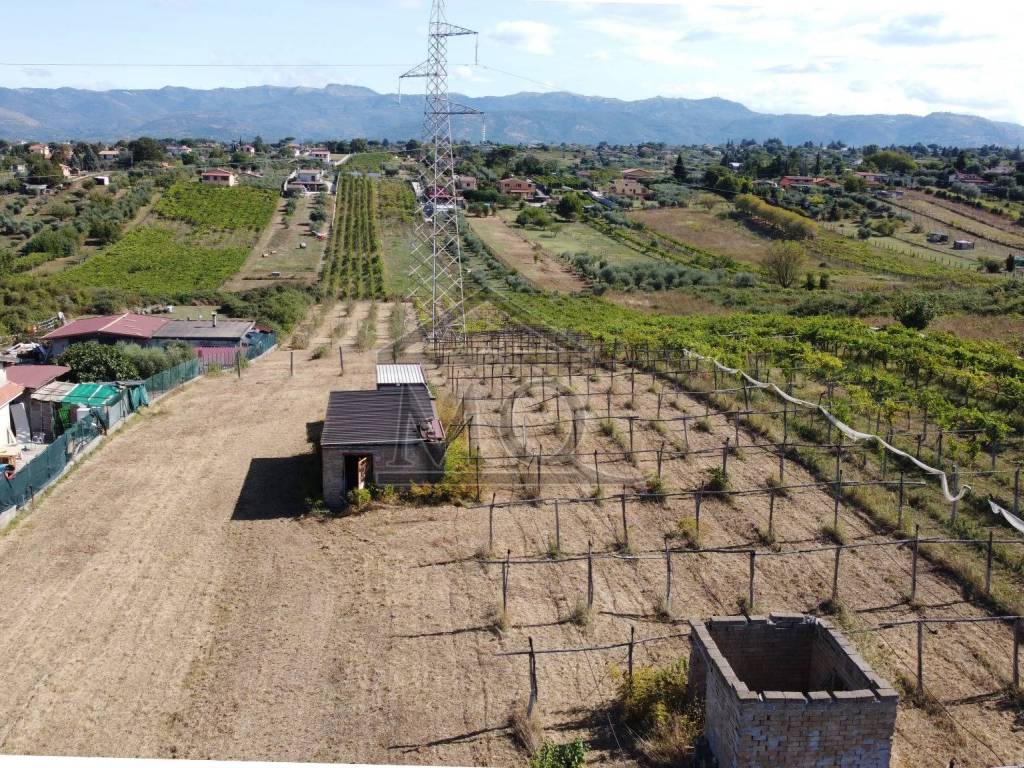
689, 614, 899, 768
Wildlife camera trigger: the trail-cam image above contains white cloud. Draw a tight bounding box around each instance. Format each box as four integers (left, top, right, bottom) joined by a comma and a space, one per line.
489, 21, 556, 56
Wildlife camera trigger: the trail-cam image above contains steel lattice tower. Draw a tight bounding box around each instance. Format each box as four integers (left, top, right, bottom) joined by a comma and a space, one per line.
401, 0, 479, 341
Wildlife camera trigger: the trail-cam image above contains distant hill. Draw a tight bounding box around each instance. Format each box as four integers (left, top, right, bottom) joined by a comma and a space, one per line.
2, 84, 1023, 147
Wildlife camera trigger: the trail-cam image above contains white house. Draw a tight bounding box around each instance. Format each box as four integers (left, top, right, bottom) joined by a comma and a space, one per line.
200, 168, 237, 186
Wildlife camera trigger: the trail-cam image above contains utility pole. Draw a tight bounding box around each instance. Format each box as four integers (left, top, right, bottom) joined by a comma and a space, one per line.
400, 0, 480, 341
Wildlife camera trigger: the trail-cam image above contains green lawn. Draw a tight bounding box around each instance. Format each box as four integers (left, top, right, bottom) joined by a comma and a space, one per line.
498, 210, 655, 266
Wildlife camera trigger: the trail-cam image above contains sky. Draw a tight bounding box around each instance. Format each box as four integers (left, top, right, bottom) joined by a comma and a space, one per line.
3, 0, 1023, 124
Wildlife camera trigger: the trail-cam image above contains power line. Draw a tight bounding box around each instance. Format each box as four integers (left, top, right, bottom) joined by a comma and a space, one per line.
0, 61, 405, 68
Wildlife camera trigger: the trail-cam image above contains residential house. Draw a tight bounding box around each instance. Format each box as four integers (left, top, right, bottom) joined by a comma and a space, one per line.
607, 178, 649, 199
28, 143, 51, 159
41, 313, 170, 357
307, 148, 332, 165
779, 176, 840, 190
238, 144, 256, 156
0, 368, 23, 463
855, 171, 887, 186
98, 148, 123, 164
320, 387, 445, 508
166, 144, 192, 158
457, 175, 478, 191
200, 168, 237, 186
284, 169, 330, 195
949, 171, 988, 187
59, 164, 73, 179
621, 168, 658, 182
498, 177, 537, 198
5, 365, 70, 441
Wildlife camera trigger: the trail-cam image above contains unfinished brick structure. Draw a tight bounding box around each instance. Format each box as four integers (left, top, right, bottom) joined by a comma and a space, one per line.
688, 614, 898, 767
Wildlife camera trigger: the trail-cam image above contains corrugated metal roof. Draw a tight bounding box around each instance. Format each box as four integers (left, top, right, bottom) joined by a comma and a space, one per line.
5, 365, 70, 390
31, 381, 77, 403
321, 387, 440, 446
376, 364, 427, 387
152, 319, 254, 340
42, 313, 169, 341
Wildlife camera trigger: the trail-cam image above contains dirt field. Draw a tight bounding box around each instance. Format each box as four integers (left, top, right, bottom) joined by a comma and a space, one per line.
469, 216, 586, 293
0, 304, 1021, 767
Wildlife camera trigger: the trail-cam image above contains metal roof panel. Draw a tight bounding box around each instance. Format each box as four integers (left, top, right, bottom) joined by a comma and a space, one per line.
321, 387, 439, 446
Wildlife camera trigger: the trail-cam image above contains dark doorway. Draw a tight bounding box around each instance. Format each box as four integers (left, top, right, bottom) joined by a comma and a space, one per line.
344, 454, 373, 491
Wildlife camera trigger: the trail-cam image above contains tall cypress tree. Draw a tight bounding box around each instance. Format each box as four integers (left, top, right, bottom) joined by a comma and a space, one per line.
673, 153, 686, 182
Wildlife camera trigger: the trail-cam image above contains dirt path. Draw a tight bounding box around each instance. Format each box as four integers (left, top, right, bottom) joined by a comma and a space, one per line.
0, 313, 1020, 767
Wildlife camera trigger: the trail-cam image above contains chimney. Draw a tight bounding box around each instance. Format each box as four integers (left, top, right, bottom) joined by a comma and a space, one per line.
212, 313, 218, 327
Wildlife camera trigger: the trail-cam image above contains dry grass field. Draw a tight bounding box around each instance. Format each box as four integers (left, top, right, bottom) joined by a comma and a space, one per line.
0, 301, 1021, 767
628, 205, 772, 267
469, 215, 586, 293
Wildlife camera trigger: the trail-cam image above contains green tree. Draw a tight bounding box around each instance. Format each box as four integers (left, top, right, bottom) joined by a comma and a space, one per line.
892, 294, 938, 330
556, 191, 584, 221
127, 137, 164, 163
58, 341, 139, 383
864, 150, 917, 173
88, 219, 123, 245
673, 153, 686, 182
515, 206, 554, 228
25, 153, 59, 185
763, 241, 806, 288
0, 248, 13, 278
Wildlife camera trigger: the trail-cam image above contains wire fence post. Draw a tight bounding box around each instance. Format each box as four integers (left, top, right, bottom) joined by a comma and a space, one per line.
985, 529, 994, 595
897, 469, 905, 530
695, 490, 703, 541
833, 468, 843, 530
722, 437, 730, 475
627, 625, 636, 682
748, 550, 756, 613
527, 636, 538, 716
916, 620, 925, 697
664, 534, 673, 614
768, 489, 776, 538
339, 348, 345, 375
910, 524, 920, 603
290, 349, 294, 377
554, 500, 561, 554
832, 545, 842, 604
949, 464, 959, 524
657, 442, 664, 479
502, 549, 510, 613
488, 492, 496, 555
587, 540, 594, 610
593, 449, 601, 490
620, 490, 629, 551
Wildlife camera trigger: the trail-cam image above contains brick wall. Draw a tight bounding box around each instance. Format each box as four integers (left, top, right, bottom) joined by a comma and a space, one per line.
322, 441, 445, 508
688, 614, 898, 768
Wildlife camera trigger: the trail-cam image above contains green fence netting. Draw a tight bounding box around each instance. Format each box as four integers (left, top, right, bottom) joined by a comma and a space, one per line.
142, 357, 201, 395
1, 415, 101, 511
246, 332, 277, 360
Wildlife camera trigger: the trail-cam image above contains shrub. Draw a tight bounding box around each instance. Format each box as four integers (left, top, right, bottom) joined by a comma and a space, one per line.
24, 226, 80, 258
703, 467, 730, 493
617, 659, 704, 765
892, 293, 938, 330
732, 272, 757, 288
529, 739, 587, 768
311, 344, 328, 359
763, 241, 806, 288
346, 487, 372, 508
58, 341, 139, 382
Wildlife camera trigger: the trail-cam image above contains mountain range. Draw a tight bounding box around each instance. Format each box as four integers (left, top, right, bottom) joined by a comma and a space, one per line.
1, 84, 1023, 147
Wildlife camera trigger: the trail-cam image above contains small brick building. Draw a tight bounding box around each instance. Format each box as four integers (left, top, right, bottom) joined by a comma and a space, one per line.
688, 614, 898, 768
320, 386, 446, 507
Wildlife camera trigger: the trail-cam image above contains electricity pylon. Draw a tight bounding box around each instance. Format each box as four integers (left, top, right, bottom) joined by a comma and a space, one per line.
401, 0, 480, 341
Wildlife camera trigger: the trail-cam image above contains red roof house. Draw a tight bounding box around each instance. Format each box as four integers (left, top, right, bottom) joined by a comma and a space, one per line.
42, 313, 170, 355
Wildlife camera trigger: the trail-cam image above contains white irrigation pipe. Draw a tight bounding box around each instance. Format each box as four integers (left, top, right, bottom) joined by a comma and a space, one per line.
684, 350, 971, 503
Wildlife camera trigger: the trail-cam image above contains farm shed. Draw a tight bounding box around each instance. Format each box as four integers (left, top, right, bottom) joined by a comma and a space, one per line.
150, 316, 255, 350
687, 614, 897, 768
32, 382, 149, 435
320, 387, 445, 508
4, 365, 71, 441
375, 364, 428, 389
